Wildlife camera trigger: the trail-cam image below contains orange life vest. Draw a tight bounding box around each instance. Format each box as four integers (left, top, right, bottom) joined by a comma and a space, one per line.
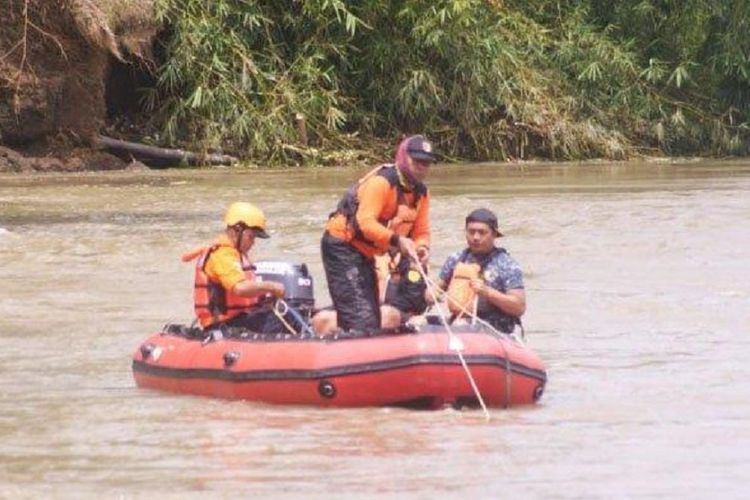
328, 164, 425, 256
187, 243, 259, 328
389, 199, 418, 239
446, 261, 482, 317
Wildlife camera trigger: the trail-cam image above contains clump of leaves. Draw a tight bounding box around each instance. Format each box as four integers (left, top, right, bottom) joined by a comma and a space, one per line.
145, 0, 750, 164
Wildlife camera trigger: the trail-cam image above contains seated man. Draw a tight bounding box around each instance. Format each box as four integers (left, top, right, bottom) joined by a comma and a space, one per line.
311, 253, 428, 336
182, 202, 288, 332
435, 208, 525, 333
377, 253, 428, 326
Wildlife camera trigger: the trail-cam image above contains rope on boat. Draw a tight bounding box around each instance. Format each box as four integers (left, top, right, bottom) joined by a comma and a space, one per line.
272, 298, 317, 337
425, 278, 523, 345
471, 296, 478, 326
419, 272, 515, 409
409, 254, 491, 420
273, 299, 299, 336
285, 302, 316, 337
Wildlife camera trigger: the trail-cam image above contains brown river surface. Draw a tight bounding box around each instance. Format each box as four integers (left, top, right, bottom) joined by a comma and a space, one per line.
1, 160, 749, 498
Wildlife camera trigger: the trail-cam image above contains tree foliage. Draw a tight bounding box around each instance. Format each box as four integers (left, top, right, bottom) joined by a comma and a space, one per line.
147, 0, 750, 163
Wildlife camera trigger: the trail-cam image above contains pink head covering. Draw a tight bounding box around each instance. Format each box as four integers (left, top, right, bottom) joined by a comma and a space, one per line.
394, 136, 411, 171
394, 137, 414, 185
394, 135, 436, 184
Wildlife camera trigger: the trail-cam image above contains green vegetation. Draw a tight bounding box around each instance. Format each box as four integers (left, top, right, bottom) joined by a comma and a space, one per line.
145, 0, 750, 163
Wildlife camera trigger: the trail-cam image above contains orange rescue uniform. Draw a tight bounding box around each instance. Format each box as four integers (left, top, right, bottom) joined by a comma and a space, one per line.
325, 165, 430, 258
185, 234, 260, 328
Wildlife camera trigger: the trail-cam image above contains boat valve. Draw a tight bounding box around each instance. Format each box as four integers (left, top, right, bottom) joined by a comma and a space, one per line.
223, 351, 240, 367
140, 343, 156, 360
318, 380, 336, 399
533, 383, 545, 402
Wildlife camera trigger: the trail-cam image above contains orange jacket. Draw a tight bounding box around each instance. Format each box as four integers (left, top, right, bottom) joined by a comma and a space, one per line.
326, 165, 430, 258
446, 261, 481, 317
184, 236, 260, 328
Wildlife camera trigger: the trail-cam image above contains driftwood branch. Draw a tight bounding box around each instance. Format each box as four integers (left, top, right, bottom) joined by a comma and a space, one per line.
96, 135, 238, 167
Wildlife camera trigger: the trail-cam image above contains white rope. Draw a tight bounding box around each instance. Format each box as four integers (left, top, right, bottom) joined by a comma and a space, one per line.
423, 272, 524, 345
471, 295, 478, 326
419, 272, 516, 409
408, 254, 491, 420
273, 299, 299, 335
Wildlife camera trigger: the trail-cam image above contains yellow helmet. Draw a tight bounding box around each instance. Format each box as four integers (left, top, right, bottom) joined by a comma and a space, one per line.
223, 202, 269, 238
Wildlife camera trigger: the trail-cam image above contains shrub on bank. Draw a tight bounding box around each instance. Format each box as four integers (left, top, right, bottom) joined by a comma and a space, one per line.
146, 0, 750, 163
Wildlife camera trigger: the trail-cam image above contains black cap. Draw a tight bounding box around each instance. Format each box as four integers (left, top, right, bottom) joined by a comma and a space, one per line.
405, 135, 437, 162
465, 208, 503, 236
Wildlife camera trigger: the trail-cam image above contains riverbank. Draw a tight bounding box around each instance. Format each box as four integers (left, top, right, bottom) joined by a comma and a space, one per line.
2, 1, 748, 173
0, 131, 385, 172
0, 143, 148, 173
0, 142, 729, 175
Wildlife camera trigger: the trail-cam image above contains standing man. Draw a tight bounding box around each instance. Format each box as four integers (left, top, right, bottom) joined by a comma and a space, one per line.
183, 202, 286, 331
321, 135, 437, 332
436, 208, 526, 333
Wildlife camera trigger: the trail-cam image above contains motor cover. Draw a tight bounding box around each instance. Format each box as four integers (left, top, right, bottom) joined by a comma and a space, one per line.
254, 261, 315, 309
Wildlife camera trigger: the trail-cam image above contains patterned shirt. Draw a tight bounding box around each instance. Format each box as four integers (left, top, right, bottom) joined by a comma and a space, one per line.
439, 247, 524, 292
439, 247, 524, 332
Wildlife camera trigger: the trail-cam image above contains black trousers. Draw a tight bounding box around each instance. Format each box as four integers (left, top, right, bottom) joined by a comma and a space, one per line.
321, 232, 380, 332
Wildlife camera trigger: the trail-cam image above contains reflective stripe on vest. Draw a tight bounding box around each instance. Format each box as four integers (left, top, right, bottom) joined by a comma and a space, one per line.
193, 244, 259, 328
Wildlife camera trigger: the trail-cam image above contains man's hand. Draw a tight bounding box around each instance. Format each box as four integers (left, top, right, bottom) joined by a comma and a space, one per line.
397, 236, 418, 262
268, 282, 286, 298
469, 278, 488, 297
416, 245, 430, 266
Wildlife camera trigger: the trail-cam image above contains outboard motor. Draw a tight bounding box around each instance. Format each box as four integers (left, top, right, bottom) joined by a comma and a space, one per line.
254, 261, 315, 323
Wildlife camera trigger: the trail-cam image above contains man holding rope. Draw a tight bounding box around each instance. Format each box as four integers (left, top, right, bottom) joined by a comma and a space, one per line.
435, 208, 526, 333
318, 135, 436, 334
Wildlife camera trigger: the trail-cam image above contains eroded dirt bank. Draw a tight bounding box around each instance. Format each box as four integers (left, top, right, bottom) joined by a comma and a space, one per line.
0, 0, 157, 172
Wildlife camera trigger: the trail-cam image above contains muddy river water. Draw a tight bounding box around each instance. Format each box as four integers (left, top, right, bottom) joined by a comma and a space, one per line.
1, 160, 749, 498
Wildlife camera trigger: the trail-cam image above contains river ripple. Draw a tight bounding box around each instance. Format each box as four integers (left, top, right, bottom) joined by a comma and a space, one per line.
1, 160, 749, 498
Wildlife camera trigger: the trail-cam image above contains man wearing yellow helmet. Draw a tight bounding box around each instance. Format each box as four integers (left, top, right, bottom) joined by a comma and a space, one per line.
183, 202, 286, 331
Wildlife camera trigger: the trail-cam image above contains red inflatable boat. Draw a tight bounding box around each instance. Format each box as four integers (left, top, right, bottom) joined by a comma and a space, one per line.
132, 324, 546, 409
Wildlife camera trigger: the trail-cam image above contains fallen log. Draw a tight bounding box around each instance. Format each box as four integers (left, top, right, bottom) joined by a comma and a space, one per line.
95, 135, 238, 167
